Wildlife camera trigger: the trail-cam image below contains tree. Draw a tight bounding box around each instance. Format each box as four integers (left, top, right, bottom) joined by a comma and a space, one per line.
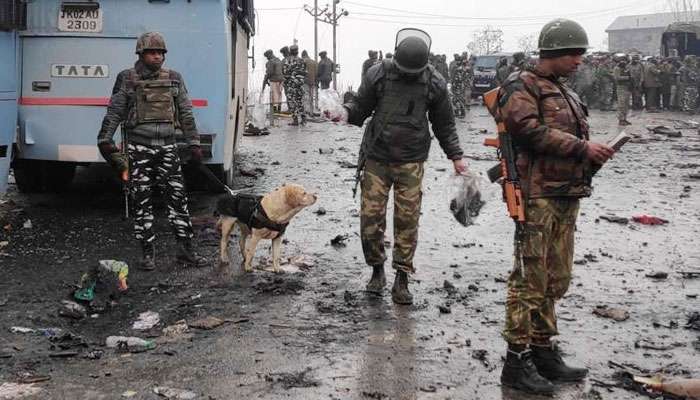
667, 0, 697, 22
517, 32, 538, 54
467, 26, 504, 56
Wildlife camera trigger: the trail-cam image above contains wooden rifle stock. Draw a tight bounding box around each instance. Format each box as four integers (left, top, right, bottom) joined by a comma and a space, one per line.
482, 88, 525, 223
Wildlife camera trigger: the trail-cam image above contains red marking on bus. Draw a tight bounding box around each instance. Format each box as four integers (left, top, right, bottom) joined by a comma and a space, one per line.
20, 97, 209, 107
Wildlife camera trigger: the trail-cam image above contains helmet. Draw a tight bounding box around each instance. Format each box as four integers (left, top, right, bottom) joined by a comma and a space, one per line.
538, 19, 589, 51
135, 32, 167, 55
280, 46, 289, 56
289, 45, 299, 56
393, 28, 431, 74
613, 53, 629, 63
385, 52, 393, 59
513, 52, 526, 62
263, 49, 273, 58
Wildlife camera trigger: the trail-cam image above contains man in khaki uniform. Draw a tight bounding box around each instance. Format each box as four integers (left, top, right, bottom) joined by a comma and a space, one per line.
613, 54, 632, 126
494, 19, 615, 395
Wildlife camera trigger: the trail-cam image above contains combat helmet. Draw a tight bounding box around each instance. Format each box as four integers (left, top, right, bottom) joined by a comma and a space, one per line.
538, 19, 589, 51
393, 28, 432, 74
135, 32, 167, 54
289, 44, 299, 56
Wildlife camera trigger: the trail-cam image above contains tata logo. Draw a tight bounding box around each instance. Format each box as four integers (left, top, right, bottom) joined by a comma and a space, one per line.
51, 64, 109, 78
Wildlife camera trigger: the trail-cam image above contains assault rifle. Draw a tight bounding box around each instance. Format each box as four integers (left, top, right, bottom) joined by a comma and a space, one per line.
482, 87, 526, 275
353, 122, 373, 198
119, 125, 130, 220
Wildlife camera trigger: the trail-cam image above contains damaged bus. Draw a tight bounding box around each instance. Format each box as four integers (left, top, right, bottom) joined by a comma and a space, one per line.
8, 0, 255, 192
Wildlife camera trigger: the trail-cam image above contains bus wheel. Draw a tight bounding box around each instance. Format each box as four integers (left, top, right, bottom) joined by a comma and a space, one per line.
13, 159, 44, 193
44, 161, 76, 192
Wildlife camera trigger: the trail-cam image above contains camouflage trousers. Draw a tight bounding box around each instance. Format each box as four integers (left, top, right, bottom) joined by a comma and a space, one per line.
451, 87, 466, 117
682, 87, 698, 112
631, 87, 644, 110
285, 82, 305, 120
616, 85, 630, 122
128, 143, 194, 245
360, 159, 424, 274
503, 197, 580, 345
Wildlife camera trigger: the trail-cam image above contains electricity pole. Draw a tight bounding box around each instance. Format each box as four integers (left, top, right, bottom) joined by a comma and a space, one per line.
319, 1, 348, 91
304, 2, 328, 64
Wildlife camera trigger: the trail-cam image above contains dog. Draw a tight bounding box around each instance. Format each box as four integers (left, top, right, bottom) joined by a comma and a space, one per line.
216, 184, 317, 273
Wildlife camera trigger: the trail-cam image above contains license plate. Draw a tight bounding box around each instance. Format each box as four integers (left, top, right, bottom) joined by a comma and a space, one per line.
58, 3, 102, 33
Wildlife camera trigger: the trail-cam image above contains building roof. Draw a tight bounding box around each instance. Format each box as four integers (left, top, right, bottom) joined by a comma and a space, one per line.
606, 11, 700, 31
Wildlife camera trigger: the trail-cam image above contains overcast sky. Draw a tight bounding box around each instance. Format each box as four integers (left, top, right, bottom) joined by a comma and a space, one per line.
250, 0, 672, 90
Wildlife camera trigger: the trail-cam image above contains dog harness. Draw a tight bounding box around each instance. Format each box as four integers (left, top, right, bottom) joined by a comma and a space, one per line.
218, 193, 288, 236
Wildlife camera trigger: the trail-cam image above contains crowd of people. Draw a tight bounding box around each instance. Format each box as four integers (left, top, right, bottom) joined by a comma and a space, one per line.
262, 45, 335, 125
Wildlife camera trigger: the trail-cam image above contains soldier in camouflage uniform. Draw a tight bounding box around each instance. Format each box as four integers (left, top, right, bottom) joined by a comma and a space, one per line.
494, 20, 615, 395
97, 32, 206, 271
450, 55, 467, 118
679, 56, 699, 113
628, 54, 645, 110
340, 29, 466, 305
613, 54, 632, 126
594, 58, 615, 111
282, 44, 308, 125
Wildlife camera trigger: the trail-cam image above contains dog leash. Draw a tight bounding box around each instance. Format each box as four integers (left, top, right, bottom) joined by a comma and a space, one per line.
195, 162, 251, 196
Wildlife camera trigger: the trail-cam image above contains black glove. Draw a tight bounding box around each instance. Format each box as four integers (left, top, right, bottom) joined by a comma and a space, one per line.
98, 142, 128, 172
189, 145, 203, 163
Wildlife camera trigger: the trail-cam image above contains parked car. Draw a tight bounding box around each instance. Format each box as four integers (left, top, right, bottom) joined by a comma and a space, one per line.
471, 52, 513, 97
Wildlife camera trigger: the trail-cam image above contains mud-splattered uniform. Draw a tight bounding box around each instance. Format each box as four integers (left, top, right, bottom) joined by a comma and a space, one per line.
497, 65, 592, 346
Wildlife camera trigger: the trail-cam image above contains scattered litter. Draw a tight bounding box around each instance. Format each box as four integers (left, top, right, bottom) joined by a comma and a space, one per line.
265, 368, 320, 389
22, 220, 31, 229
449, 172, 485, 227
189, 316, 225, 330
680, 271, 700, 279
0, 241, 7, 250
472, 349, 489, 367
634, 339, 684, 351
0, 382, 42, 399
162, 321, 189, 336
9, 327, 35, 334
58, 300, 86, 320
314, 207, 327, 216
632, 215, 669, 225
647, 125, 682, 137
687, 312, 700, 331
599, 215, 629, 224
153, 386, 197, 400
286, 254, 315, 269
132, 311, 160, 331
105, 336, 156, 352
318, 148, 334, 155
593, 306, 629, 322
49, 350, 79, 358
438, 304, 452, 314
338, 160, 357, 169
645, 271, 668, 279
330, 234, 348, 248
84, 350, 103, 360
74, 260, 129, 302
121, 390, 138, 398
243, 123, 270, 136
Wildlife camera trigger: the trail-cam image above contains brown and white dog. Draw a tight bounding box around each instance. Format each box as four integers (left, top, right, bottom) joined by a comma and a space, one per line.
216, 184, 317, 273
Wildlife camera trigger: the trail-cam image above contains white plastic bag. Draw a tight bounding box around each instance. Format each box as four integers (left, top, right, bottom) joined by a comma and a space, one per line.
318, 89, 347, 121
247, 89, 268, 128
449, 171, 485, 227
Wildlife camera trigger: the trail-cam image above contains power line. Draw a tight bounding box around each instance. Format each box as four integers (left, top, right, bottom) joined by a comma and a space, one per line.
344, 0, 658, 21
256, 7, 303, 11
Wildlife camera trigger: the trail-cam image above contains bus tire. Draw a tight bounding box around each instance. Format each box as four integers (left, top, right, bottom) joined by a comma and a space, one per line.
13, 159, 44, 193
43, 161, 76, 192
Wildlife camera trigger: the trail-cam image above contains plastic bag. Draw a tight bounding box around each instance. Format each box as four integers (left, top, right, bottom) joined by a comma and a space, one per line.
449, 171, 485, 227
246, 89, 268, 129
318, 89, 346, 121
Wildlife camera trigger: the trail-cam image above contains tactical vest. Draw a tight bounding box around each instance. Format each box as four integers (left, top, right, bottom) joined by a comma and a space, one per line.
127, 68, 178, 126
370, 60, 430, 160
217, 193, 288, 236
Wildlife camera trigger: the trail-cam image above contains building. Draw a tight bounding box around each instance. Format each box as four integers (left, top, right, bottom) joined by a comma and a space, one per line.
606, 11, 700, 55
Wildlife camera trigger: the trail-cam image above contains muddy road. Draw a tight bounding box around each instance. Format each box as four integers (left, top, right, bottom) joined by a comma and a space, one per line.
0, 107, 699, 400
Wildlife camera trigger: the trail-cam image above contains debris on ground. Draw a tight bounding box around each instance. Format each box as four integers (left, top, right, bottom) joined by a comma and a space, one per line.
680, 271, 700, 279
472, 349, 489, 367
9, 327, 35, 334
132, 311, 160, 331
338, 160, 357, 169
449, 172, 485, 227
153, 386, 197, 400
645, 271, 669, 279
285, 254, 315, 269
438, 304, 452, 314
599, 215, 629, 224
313, 207, 327, 216
0, 382, 42, 399
593, 306, 630, 322
58, 300, 86, 320
687, 312, 700, 331
318, 148, 334, 155
647, 125, 683, 137
74, 260, 129, 303
330, 234, 348, 248
265, 368, 320, 389
243, 123, 270, 136
161, 320, 189, 338
22, 220, 32, 229
632, 215, 669, 225
188, 316, 225, 330
121, 390, 138, 398
105, 336, 156, 352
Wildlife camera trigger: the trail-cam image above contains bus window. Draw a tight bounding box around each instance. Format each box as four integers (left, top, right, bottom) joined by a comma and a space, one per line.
0, 0, 26, 31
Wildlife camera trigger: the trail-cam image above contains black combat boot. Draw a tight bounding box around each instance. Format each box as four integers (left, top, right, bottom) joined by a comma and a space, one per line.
531, 342, 589, 382
501, 345, 555, 395
391, 270, 413, 305
365, 264, 386, 294
176, 239, 207, 267
139, 242, 156, 271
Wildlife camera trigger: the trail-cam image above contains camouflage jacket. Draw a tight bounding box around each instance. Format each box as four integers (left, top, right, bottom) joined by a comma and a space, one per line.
264, 56, 284, 83
344, 61, 463, 163
451, 65, 468, 91
282, 56, 307, 86
98, 61, 198, 148
613, 64, 632, 87
628, 62, 644, 88
497, 65, 591, 199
